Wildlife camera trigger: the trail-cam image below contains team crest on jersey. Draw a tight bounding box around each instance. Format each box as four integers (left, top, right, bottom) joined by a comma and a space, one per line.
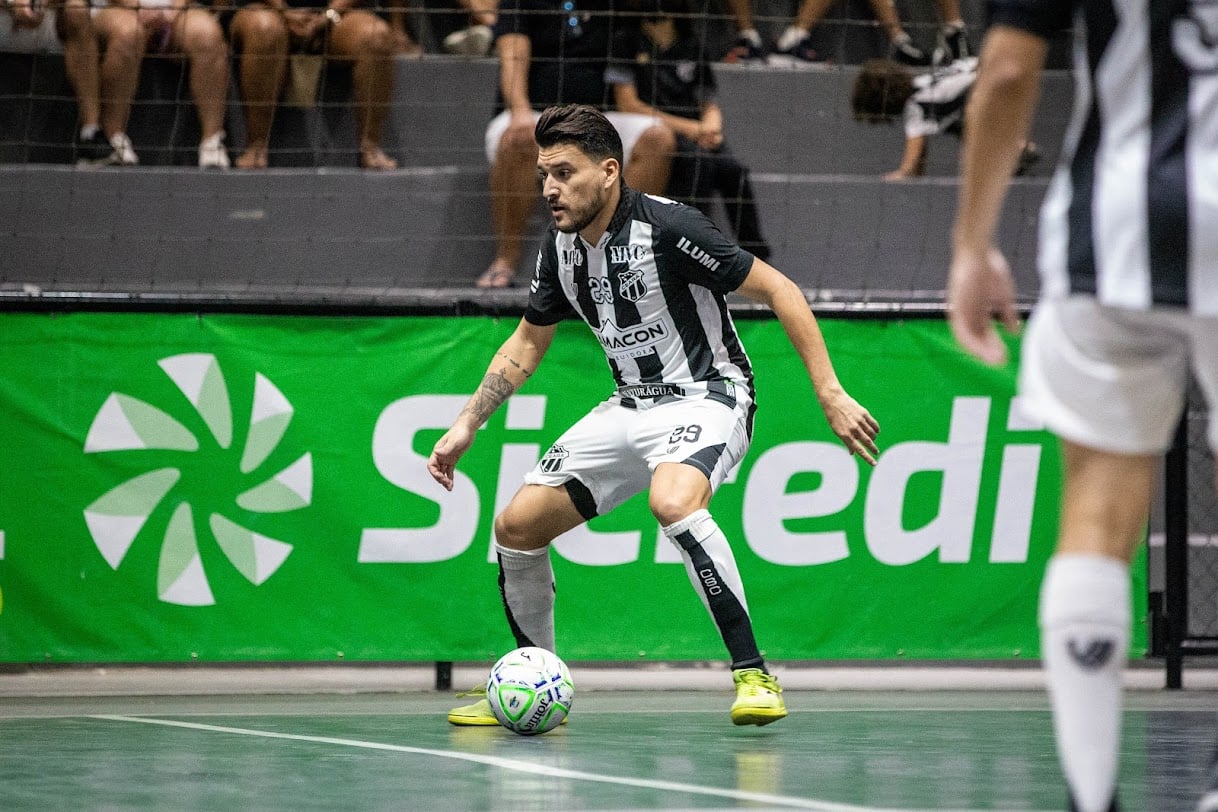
618, 268, 647, 302
539, 444, 569, 474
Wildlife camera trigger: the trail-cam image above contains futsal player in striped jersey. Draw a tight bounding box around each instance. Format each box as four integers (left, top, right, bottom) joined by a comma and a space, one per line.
947, 2, 1218, 810
428, 104, 880, 728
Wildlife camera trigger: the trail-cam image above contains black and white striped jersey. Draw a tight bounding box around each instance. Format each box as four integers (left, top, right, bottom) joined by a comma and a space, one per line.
992, 0, 1218, 313
524, 187, 757, 411
905, 57, 977, 140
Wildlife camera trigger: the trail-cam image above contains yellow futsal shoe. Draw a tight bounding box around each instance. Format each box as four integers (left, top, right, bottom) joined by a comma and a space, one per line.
447, 688, 500, 726
730, 668, 787, 726
447, 685, 570, 727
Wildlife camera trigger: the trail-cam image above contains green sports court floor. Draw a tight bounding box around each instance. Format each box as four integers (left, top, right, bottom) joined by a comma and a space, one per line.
1, 666, 1215, 811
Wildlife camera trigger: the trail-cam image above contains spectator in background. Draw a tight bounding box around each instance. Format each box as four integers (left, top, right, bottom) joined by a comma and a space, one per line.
1, 0, 144, 164
607, 0, 769, 259
476, 0, 675, 288
225, 0, 397, 169
387, 2, 423, 55
850, 55, 1037, 181
96, 0, 230, 167
725, 0, 969, 67
441, 0, 496, 54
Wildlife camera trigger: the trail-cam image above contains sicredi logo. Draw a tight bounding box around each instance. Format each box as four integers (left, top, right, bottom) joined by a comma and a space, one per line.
82, 354, 312, 606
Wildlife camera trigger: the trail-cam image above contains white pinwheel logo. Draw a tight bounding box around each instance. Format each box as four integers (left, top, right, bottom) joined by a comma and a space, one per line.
82, 354, 311, 606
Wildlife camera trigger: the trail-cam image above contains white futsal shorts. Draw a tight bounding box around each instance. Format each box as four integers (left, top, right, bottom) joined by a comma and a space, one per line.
1019, 296, 1218, 455
524, 397, 751, 517
484, 108, 663, 166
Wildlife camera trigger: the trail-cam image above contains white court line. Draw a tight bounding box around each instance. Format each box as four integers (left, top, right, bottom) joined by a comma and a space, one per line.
89, 714, 1024, 812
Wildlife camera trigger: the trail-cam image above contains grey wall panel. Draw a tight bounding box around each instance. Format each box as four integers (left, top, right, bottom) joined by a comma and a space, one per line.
1, 165, 1047, 307
715, 64, 1073, 177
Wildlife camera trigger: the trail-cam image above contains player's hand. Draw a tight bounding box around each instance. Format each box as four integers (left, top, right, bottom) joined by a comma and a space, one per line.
947, 245, 1020, 366
819, 388, 881, 466
427, 424, 476, 492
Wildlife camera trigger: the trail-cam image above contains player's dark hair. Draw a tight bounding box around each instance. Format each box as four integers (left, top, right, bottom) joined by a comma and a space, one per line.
851, 59, 915, 123
535, 104, 625, 166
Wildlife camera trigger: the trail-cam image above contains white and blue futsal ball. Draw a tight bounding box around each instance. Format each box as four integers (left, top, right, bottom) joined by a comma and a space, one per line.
486, 646, 574, 735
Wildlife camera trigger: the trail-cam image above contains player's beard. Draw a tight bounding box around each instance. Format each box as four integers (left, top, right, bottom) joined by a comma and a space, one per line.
555, 185, 610, 234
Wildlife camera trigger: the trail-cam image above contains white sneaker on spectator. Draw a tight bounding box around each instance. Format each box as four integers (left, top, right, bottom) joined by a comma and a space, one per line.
199, 131, 230, 169
443, 24, 493, 56
109, 132, 139, 166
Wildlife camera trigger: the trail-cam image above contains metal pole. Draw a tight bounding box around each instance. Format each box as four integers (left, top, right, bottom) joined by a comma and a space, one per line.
435, 661, 453, 691
1164, 416, 1189, 690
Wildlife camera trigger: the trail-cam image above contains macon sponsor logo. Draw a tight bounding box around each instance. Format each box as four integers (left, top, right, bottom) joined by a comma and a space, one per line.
593, 317, 670, 360
676, 236, 721, 272
83, 353, 311, 606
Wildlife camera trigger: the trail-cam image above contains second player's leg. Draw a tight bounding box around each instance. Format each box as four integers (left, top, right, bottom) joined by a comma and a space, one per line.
1041, 441, 1157, 812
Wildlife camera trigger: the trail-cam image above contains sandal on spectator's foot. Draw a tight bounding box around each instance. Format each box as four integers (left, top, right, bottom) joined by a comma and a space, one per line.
476, 262, 517, 289
359, 148, 398, 170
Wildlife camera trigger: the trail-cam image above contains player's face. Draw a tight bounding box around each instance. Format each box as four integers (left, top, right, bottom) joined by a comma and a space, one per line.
537, 144, 618, 235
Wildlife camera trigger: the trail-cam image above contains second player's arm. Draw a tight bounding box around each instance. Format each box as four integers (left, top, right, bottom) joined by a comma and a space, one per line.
736, 259, 881, 465
427, 318, 557, 490
948, 25, 1047, 365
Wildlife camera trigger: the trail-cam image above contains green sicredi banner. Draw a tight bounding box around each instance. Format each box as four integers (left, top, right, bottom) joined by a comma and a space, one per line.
0, 312, 1147, 664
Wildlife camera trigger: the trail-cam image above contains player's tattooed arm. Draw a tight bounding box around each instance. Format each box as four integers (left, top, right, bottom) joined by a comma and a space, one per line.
461, 354, 533, 423
428, 319, 555, 491
456, 321, 553, 428
493, 351, 535, 378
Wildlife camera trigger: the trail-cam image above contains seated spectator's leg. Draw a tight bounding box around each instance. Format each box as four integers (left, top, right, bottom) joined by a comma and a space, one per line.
931, 0, 968, 62
388, 6, 421, 57
327, 9, 397, 170
867, 0, 928, 64
773, 0, 830, 56
607, 112, 674, 197
478, 109, 540, 288
663, 138, 700, 208
442, 0, 494, 56
56, 0, 101, 135
170, 7, 229, 166
463, 0, 496, 29
91, 5, 143, 146
708, 146, 769, 261
230, 4, 287, 169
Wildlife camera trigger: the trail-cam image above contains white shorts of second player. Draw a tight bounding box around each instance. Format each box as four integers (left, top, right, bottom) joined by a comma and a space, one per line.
484, 109, 664, 167
524, 396, 751, 516
1020, 295, 1218, 455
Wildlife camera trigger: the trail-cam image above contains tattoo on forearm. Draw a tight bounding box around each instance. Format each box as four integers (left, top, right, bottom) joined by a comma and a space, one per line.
494, 352, 533, 376
460, 353, 534, 423
461, 367, 519, 423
